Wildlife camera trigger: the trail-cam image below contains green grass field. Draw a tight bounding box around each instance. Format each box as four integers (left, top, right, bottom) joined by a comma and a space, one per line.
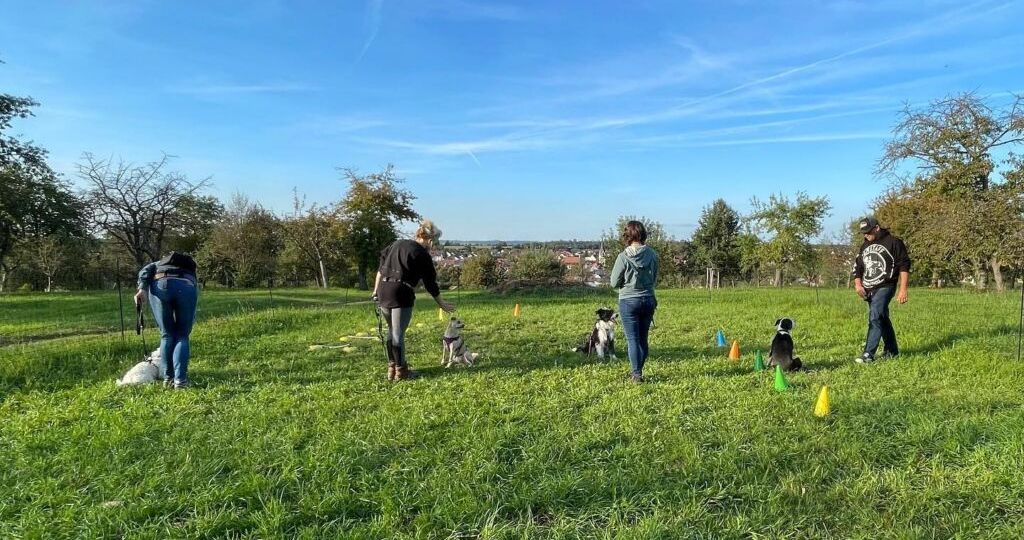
2, 287, 1023, 538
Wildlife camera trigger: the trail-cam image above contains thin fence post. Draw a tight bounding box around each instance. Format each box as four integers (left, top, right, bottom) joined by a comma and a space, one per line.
116, 259, 126, 343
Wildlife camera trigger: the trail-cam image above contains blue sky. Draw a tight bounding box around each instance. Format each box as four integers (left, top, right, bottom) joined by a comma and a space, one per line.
2, 0, 1023, 241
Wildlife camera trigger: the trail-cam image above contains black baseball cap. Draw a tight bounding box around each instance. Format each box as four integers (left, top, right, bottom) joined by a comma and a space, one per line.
858, 217, 879, 233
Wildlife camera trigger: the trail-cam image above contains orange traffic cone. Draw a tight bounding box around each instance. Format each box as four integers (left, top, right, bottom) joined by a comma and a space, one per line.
728, 340, 741, 361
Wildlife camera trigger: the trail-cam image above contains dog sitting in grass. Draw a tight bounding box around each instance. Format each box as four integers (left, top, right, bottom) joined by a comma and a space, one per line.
116, 349, 162, 386
441, 317, 479, 368
573, 307, 618, 359
768, 318, 802, 371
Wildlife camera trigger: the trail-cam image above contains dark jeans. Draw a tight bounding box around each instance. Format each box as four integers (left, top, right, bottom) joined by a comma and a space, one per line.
619, 296, 657, 376
149, 277, 198, 383
864, 285, 898, 358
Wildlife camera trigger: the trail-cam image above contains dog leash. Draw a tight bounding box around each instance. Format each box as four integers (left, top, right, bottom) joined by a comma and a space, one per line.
135, 303, 149, 358
372, 295, 390, 364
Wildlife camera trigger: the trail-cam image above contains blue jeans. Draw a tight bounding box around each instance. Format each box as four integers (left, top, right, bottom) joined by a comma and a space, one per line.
864, 285, 898, 358
149, 277, 198, 383
619, 296, 656, 376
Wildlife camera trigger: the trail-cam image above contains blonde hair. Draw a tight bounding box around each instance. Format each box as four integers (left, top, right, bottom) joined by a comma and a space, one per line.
415, 219, 442, 245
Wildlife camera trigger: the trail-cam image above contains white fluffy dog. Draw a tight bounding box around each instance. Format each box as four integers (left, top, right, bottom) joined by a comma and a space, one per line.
441, 317, 480, 368
116, 349, 163, 386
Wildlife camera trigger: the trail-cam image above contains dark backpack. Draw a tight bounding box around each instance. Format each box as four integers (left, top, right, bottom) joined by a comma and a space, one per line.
159, 251, 197, 274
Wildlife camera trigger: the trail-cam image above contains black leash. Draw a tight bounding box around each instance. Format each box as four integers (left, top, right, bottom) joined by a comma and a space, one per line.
135, 303, 149, 357
372, 295, 389, 363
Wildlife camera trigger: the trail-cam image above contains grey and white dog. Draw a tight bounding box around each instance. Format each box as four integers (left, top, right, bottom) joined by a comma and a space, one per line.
116, 349, 163, 386
441, 317, 480, 368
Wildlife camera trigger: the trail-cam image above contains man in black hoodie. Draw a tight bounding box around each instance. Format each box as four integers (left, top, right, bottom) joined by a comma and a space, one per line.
853, 217, 911, 364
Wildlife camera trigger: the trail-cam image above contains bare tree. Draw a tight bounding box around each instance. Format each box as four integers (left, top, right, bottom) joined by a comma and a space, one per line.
78, 153, 209, 267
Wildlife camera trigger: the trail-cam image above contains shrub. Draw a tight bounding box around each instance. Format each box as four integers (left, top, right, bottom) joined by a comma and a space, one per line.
509, 250, 564, 282
461, 250, 499, 288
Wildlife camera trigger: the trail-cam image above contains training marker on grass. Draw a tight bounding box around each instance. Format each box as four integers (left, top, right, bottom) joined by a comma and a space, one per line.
814, 386, 831, 417
754, 350, 766, 371
729, 340, 741, 360
774, 365, 789, 391
716, 329, 727, 347
513, 303, 521, 317
438, 308, 444, 321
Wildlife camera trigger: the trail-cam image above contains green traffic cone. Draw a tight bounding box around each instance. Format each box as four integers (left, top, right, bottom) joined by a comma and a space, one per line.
774, 365, 789, 391
754, 350, 766, 371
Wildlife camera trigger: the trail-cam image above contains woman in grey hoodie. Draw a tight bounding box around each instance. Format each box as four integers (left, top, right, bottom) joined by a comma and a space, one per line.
610, 221, 659, 383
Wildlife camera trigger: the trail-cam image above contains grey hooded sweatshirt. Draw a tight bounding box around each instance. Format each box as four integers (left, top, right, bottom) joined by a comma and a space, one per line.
610, 244, 659, 299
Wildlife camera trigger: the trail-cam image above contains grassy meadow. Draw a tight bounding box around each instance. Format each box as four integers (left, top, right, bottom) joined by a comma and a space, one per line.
1, 286, 1023, 538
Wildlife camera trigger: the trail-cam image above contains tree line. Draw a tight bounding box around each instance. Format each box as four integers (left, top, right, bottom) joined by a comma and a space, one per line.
3, 74, 1022, 292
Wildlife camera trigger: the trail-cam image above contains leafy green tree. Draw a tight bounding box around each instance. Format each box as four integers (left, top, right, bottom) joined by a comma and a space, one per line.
283, 190, 345, 288
336, 165, 419, 290
508, 249, 564, 282
196, 195, 282, 287
747, 193, 831, 287
877, 92, 1024, 291
602, 216, 677, 286
460, 249, 499, 288
0, 90, 85, 291
166, 194, 224, 254
735, 228, 762, 286
691, 199, 741, 277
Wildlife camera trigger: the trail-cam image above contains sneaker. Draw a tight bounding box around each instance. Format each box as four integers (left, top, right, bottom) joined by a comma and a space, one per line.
172, 379, 191, 389
630, 373, 645, 384
162, 378, 173, 388
855, 353, 875, 364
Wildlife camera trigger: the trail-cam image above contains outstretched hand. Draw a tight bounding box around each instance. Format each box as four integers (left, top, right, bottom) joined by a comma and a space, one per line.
438, 298, 456, 313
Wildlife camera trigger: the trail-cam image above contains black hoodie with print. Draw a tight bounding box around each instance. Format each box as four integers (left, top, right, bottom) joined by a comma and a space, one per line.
853, 228, 911, 291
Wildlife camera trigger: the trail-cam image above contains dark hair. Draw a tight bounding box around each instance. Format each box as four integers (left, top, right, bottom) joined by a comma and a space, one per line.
621, 220, 647, 245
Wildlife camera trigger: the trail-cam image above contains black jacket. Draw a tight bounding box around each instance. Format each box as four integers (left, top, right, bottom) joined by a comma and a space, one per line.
378, 240, 441, 297
853, 229, 911, 290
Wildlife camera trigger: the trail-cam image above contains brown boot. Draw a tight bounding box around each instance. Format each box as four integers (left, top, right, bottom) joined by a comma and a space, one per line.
387, 362, 398, 381
395, 364, 418, 380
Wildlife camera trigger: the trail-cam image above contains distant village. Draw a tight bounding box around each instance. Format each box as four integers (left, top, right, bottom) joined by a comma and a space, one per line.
433, 242, 611, 288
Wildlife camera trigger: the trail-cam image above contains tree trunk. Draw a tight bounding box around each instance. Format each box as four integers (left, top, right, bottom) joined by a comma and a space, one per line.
357, 261, 369, 290
318, 257, 328, 289
974, 259, 987, 291
930, 268, 940, 288
773, 267, 783, 287
991, 256, 1005, 292
45, 275, 52, 293
0, 266, 6, 293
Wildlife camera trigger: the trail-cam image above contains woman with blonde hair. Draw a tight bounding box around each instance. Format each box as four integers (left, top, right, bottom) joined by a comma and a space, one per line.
372, 219, 456, 380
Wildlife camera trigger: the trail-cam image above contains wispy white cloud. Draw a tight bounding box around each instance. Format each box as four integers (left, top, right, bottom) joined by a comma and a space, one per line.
357, 0, 384, 63
168, 82, 318, 95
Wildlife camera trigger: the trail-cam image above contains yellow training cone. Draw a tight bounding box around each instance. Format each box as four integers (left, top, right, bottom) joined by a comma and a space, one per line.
513, 304, 521, 317
814, 386, 831, 417
338, 336, 349, 343
438, 308, 444, 321
728, 340, 741, 361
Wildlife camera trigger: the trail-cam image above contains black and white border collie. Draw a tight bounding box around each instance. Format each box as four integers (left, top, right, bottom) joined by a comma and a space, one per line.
768, 317, 802, 371
573, 307, 618, 359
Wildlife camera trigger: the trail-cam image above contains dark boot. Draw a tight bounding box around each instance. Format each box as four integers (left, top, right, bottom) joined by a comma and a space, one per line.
385, 341, 398, 381
392, 344, 417, 380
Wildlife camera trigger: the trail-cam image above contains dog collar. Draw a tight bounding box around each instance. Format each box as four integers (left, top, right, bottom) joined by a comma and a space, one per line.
442, 336, 460, 345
